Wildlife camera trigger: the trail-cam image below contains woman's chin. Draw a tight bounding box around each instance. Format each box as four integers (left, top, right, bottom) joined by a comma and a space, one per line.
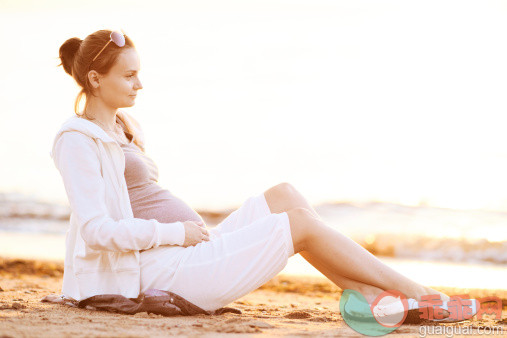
122, 99, 136, 107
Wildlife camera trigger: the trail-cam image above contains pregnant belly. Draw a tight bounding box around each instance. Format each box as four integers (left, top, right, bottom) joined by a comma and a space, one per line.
128, 186, 203, 224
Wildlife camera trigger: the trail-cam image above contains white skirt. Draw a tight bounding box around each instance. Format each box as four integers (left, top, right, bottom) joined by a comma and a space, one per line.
139, 192, 295, 312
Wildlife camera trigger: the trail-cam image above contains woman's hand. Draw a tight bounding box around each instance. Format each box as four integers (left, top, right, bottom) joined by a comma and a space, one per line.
182, 221, 210, 247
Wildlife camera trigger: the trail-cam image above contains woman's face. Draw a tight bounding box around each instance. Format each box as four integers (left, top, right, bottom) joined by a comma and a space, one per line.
96, 48, 143, 108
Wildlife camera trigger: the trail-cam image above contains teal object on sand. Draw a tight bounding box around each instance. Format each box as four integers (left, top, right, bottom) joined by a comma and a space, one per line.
339, 289, 398, 336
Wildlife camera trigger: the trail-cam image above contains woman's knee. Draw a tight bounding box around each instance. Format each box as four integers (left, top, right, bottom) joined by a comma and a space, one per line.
285, 207, 318, 252
266, 182, 296, 198
264, 182, 300, 213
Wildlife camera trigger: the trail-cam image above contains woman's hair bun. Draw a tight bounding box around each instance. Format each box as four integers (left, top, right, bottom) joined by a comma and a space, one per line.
59, 37, 82, 76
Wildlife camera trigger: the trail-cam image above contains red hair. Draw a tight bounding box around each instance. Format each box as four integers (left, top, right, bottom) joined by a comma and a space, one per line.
58, 30, 143, 151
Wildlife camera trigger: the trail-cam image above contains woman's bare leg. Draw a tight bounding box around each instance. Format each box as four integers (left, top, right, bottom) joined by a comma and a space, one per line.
264, 182, 449, 303
262, 183, 384, 302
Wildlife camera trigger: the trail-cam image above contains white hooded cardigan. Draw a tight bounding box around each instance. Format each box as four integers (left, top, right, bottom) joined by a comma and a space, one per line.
50, 111, 185, 301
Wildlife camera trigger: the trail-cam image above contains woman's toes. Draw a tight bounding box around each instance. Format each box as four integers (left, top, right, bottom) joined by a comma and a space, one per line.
408, 286, 450, 303
426, 287, 450, 302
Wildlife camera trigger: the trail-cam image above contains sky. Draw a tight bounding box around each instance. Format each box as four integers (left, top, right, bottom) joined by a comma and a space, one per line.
1, 0, 507, 210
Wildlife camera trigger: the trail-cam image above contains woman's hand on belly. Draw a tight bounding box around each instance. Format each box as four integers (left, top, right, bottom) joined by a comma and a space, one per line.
182, 221, 210, 247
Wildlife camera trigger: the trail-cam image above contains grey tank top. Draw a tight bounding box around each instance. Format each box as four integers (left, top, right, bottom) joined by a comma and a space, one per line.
117, 120, 203, 224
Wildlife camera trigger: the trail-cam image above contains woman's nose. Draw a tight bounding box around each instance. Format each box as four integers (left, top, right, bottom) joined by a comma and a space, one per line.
135, 77, 143, 90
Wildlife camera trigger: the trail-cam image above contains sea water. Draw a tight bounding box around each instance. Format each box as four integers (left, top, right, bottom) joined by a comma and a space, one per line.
1, 192, 505, 290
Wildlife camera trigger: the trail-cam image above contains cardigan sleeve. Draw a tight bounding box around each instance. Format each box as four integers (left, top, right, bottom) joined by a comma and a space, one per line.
52, 132, 186, 252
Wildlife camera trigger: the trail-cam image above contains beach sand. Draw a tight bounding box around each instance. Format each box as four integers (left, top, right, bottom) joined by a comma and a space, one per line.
0, 257, 505, 337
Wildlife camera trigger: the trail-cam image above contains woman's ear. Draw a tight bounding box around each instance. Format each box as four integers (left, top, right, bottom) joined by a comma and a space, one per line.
87, 70, 101, 89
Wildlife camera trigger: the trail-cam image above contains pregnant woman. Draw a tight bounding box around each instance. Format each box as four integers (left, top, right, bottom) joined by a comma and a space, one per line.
51, 29, 474, 320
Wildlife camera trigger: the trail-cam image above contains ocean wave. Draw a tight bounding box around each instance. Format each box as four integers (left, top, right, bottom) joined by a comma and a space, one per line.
1, 192, 506, 265
0, 193, 69, 221
354, 233, 507, 265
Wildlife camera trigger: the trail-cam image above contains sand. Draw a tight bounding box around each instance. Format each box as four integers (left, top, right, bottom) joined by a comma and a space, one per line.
0, 257, 505, 337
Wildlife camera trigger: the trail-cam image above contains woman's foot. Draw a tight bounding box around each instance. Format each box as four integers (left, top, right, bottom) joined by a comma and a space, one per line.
409, 285, 451, 302
406, 285, 487, 322
358, 285, 449, 305
356, 284, 480, 323
361, 285, 453, 320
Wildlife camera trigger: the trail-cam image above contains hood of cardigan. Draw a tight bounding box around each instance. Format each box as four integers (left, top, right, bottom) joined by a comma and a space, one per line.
49, 111, 145, 161
49, 115, 116, 160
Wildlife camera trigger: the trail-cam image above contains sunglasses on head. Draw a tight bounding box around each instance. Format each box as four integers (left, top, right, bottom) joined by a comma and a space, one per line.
92, 30, 126, 62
